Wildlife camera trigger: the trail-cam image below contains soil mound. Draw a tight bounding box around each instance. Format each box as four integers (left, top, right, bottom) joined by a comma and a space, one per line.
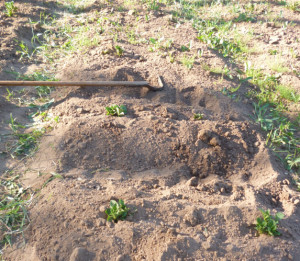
5, 86, 298, 261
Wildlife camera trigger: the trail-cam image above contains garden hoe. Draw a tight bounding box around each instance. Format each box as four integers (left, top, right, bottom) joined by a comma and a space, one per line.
0, 76, 164, 91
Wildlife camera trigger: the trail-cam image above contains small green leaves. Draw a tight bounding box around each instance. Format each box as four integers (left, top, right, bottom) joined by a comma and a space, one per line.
193, 113, 204, 120
4, 1, 18, 17
0, 174, 30, 247
105, 199, 130, 223
180, 55, 195, 70
180, 45, 190, 52
255, 209, 284, 236
114, 45, 124, 57
105, 104, 127, 117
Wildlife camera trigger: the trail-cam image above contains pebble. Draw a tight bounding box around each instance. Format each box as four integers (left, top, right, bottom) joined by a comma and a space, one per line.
99, 205, 106, 212
128, 10, 135, 15
77, 107, 83, 114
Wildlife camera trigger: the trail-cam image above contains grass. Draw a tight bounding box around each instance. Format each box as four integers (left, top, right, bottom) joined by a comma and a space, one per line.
196, 19, 241, 59
181, 55, 195, 69
4, 1, 17, 17
286, 2, 300, 12
0, 172, 31, 249
270, 62, 290, 74
5, 89, 14, 102
276, 85, 300, 103
204, 64, 234, 79
17, 72, 56, 98
42, 173, 63, 188
148, 37, 173, 52
9, 114, 44, 157
7, 70, 57, 100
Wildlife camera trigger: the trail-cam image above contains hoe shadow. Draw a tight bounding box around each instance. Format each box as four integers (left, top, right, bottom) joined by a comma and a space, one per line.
50, 67, 155, 108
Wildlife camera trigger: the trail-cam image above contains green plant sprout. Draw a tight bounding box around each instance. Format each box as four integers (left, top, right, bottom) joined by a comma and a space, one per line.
4, 1, 17, 17
255, 209, 284, 236
9, 114, 44, 157
5, 88, 14, 101
114, 45, 124, 56
0, 173, 31, 247
181, 45, 190, 52
194, 113, 204, 120
105, 105, 127, 117
181, 55, 195, 69
105, 199, 130, 222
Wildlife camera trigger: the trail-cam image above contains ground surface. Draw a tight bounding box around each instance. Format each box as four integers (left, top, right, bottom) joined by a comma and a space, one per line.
0, 0, 300, 260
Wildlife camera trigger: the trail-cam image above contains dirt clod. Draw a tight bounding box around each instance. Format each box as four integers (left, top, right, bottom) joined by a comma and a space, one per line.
197, 129, 212, 142
69, 248, 95, 261
209, 136, 221, 147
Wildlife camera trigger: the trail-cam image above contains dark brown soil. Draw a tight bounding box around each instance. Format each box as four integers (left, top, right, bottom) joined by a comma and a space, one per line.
1, 0, 300, 260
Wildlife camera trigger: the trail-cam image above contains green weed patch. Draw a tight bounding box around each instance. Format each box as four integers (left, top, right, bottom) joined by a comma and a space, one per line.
105, 199, 130, 223
0, 173, 31, 249
255, 209, 284, 236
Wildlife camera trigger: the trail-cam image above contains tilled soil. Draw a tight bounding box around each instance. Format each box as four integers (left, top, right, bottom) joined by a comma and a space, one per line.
1, 0, 300, 260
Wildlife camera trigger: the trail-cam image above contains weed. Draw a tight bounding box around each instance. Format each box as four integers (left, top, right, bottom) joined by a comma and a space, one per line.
286, 153, 300, 170
255, 209, 284, 236
286, 2, 300, 12
251, 101, 299, 171
168, 52, 175, 63
12, 130, 44, 157
9, 114, 44, 157
12, 71, 56, 98
148, 37, 173, 52
268, 49, 278, 55
0, 173, 31, 248
105, 105, 127, 117
276, 85, 300, 103
114, 45, 124, 57
145, 14, 149, 22
196, 20, 241, 58
16, 41, 33, 60
208, 65, 233, 79
222, 85, 240, 100
127, 29, 139, 44
251, 102, 276, 132
42, 173, 63, 188
5, 89, 14, 102
180, 45, 190, 52
270, 62, 290, 73
4, 1, 17, 17
194, 113, 204, 120
234, 12, 255, 22
105, 199, 130, 223
148, 0, 160, 11
180, 55, 195, 69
